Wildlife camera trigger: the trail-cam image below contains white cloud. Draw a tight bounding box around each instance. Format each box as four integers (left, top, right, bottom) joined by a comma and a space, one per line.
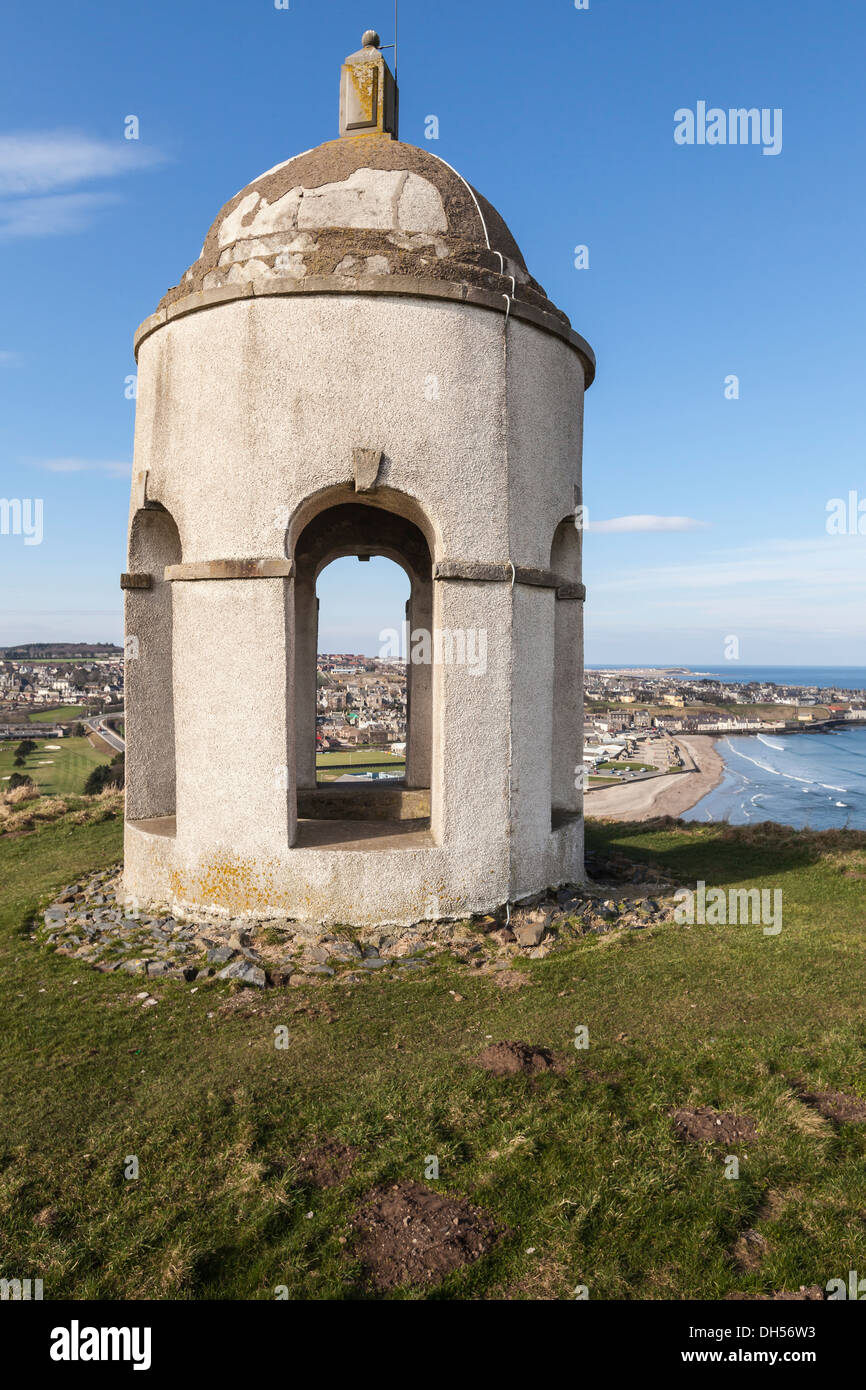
0, 130, 164, 241
38, 458, 131, 478
588, 514, 708, 533
586, 536, 866, 639
0, 192, 119, 241
0, 131, 163, 195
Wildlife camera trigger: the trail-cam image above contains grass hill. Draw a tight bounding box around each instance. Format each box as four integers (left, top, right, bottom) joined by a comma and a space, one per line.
0, 810, 864, 1299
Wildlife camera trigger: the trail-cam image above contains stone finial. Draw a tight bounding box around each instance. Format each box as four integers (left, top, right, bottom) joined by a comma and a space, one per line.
340, 34, 398, 139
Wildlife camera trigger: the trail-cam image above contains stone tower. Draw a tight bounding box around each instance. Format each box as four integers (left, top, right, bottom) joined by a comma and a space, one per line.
122, 32, 595, 928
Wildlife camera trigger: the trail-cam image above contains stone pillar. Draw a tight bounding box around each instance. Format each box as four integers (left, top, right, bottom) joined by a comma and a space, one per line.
124, 508, 180, 823
509, 584, 556, 891
430, 575, 511, 902
293, 572, 319, 790
551, 594, 583, 816
405, 572, 433, 789
550, 518, 583, 817
339, 32, 398, 139
171, 577, 295, 863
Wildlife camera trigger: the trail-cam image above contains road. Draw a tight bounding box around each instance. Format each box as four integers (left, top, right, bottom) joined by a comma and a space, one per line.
85, 713, 126, 754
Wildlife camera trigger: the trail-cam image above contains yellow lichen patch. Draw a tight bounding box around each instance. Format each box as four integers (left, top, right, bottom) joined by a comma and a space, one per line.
168, 855, 285, 916
348, 64, 378, 124
152, 851, 475, 929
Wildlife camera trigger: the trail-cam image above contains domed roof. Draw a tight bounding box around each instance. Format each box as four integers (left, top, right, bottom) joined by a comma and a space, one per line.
159, 135, 567, 329
144, 34, 593, 381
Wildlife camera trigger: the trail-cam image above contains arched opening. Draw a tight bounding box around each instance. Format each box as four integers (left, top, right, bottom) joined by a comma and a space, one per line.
292, 500, 435, 849
125, 505, 181, 831
550, 517, 583, 827
314, 554, 409, 776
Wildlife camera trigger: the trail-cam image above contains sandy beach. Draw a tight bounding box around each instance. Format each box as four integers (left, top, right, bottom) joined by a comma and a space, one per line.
584, 735, 724, 822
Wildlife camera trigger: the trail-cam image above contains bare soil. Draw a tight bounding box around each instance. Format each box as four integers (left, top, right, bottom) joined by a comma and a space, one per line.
350, 1180, 500, 1291
798, 1089, 866, 1124
671, 1107, 758, 1146
474, 1041, 560, 1076
297, 1139, 358, 1189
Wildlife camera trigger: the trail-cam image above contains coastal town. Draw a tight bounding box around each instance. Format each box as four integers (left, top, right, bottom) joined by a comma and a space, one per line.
580, 667, 866, 821
582, 666, 866, 773
2, 647, 864, 797
2, 647, 865, 749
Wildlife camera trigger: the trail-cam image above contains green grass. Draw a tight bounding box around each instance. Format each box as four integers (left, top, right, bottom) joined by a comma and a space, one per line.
0, 814, 865, 1299
316, 748, 403, 766
28, 705, 86, 723
597, 761, 656, 773
0, 736, 111, 797
316, 747, 405, 783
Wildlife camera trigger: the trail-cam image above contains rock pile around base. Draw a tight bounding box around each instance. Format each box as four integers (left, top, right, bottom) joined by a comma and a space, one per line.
33, 855, 678, 989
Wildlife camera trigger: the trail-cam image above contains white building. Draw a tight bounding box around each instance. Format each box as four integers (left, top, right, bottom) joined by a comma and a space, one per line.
122, 32, 594, 927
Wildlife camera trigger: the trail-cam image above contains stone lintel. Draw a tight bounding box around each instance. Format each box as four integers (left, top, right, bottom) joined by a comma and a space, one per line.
164, 558, 294, 582
433, 560, 577, 591
120, 572, 153, 591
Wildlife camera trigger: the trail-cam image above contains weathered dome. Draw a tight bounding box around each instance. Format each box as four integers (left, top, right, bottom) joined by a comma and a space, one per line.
157, 135, 570, 332
140, 32, 594, 380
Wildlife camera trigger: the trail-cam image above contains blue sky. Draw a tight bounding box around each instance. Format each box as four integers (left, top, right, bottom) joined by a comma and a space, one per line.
1, 0, 864, 664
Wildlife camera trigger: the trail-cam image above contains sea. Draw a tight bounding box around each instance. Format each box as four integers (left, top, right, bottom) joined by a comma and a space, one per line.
587, 665, 866, 691
683, 666, 866, 690
684, 726, 866, 830
587, 665, 866, 829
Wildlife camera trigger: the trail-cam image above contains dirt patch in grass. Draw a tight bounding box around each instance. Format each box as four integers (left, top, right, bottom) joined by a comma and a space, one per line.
297, 1139, 357, 1189
490, 969, 530, 990
488, 1254, 568, 1300
350, 1180, 500, 1291
798, 1089, 866, 1124
731, 1228, 768, 1273
215, 991, 298, 1020
33, 1205, 61, 1229
757, 1187, 799, 1222
671, 1107, 758, 1146
776, 1089, 830, 1139
474, 1041, 561, 1076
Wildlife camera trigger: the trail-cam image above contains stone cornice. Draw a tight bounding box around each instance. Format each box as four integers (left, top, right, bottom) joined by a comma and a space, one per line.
125, 556, 584, 598
133, 275, 596, 386
433, 560, 585, 598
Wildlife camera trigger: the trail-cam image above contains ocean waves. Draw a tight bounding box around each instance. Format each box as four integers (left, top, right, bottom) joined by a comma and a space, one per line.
684, 727, 866, 830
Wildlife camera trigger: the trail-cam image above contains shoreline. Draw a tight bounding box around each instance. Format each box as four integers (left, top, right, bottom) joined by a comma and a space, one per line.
585, 735, 724, 823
